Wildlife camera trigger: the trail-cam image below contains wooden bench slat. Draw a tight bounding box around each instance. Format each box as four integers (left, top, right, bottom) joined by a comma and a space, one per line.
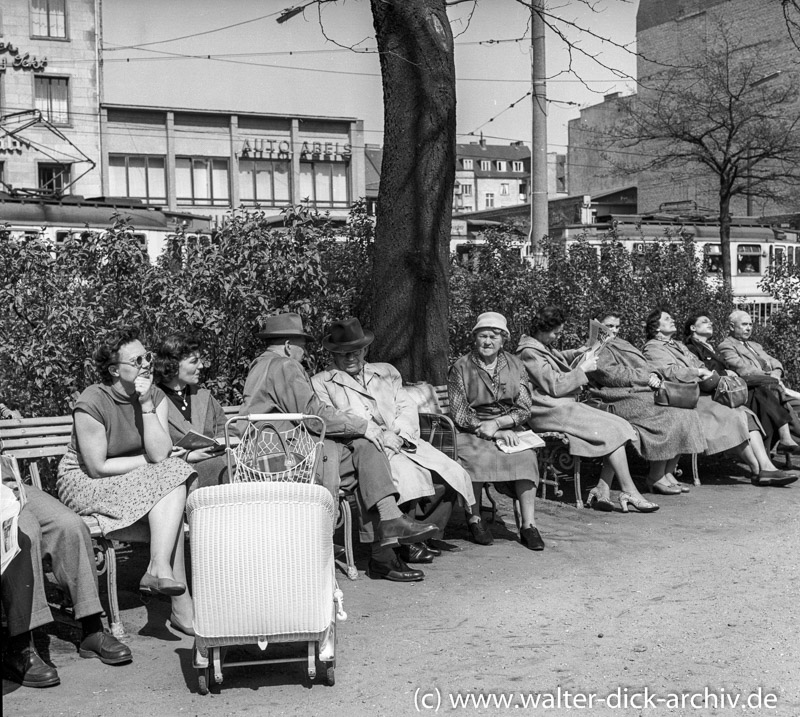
4, 445, 69, 460
1, 435, 74, 449
0, 426, 73, 440
1, 416, 75, 427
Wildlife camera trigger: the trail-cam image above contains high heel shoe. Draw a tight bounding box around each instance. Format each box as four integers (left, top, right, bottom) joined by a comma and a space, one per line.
169, 613, 195, 637
649, 478, 681, 495
619, 493, 660, 513
585, 486, 615, 512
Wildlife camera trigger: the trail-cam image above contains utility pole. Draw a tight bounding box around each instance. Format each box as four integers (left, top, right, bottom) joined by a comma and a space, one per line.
530, 0, 548, 255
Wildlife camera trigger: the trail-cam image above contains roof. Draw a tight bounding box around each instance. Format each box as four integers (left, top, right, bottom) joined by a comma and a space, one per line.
456, 142, 530, 161
102, 103, 358, 124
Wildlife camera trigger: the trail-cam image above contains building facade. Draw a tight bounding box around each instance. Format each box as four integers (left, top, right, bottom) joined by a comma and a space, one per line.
0, 0, 102, 197
101, 105, 365, 224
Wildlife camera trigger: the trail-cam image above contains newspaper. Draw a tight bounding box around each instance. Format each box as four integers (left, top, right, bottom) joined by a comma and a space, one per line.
496, 430, 546, 454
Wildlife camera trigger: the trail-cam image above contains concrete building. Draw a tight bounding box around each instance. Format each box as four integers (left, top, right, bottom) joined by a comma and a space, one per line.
0, 0, 102, 197
101, 104, 365, 224
568, 0, 800, 217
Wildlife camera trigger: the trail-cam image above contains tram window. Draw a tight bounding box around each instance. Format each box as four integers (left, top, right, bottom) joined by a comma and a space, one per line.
704, 243, 722, 274
736, 245, 761, 274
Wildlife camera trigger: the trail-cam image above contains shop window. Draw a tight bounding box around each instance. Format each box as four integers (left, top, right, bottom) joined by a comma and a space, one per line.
239, 158, 291, 206
109, 155, 166, 205
485, 192, 495, 208
462, 159, 473, 170
176, 157, 229, 206
500, 183, 509, 196
34, 76, 69, 124
737, 244, 762, 275
38, 163, 70, 195
299, 161, 348, 208
31, 0, 66, 39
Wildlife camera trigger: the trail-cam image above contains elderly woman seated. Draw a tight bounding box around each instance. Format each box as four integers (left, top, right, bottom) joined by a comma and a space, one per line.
516, 306, 658, 513
154, 333, 228, 491
590, 311, 707, 494
448, 312, 544, 551
57, 327, 197, 637
684, 312, 799, 453
643, 309, 798, 488
312, 318, 475, 565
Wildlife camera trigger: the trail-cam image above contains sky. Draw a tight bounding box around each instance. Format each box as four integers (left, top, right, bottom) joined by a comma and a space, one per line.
102, 0, 639, 153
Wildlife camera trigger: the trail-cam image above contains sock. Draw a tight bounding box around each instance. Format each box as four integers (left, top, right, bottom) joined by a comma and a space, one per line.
80, 614, 104, 637
371, 544, 397, 562
375, 496, 403, 521
8, 630, 33, 652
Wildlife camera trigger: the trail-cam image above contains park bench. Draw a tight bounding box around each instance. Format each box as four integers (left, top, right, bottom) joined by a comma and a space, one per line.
0, 406, 241, 638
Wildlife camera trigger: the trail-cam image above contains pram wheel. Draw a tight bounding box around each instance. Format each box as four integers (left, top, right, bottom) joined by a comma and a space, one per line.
197, 666, 211, 695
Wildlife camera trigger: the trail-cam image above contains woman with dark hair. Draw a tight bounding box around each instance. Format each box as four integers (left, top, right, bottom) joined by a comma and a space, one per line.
516, 306, 658, 513
683, 312, 798, 452
643, 309, 797, 487
448, 312, 544, 551
589, 311, 707, 494
57, 326, 197, 636
154, 333, 228, 490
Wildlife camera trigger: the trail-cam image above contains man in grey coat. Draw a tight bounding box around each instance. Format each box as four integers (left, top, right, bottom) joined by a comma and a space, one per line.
238, 313, 437, 581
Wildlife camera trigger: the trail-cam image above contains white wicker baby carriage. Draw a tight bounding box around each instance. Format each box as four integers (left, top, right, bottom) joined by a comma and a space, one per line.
189, 413, 346, 694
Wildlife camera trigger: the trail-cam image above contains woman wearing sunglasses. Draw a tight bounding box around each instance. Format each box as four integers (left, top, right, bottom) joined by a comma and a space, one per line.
57, 326, 197, 636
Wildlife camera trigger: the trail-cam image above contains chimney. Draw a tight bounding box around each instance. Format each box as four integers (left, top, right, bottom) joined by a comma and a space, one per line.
479, 132, 486, 149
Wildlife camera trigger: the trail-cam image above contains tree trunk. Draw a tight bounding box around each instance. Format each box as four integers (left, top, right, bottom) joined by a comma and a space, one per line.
369, 0, 456, 384
718, 189, 733, 293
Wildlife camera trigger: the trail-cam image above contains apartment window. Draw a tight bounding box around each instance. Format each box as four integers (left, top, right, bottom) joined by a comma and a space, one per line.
462, 159, 473, 170
480, 160, 490, 171
500, 183, 509, 196
34, 76, 69, 124
512, 161, 524, 172
38, 163, 70, 195
109, 155, 167, 205
239, 158, 291, 206
462, 184, 473, 197
299, 161, 348, 208
485, 192, 495, 208
496, 161, 507, 172
31, 0, 66, 38
176, 157, 230, 206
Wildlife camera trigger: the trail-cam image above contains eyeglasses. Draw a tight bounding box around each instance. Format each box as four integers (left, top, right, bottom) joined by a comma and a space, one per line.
113, 351, 153, 368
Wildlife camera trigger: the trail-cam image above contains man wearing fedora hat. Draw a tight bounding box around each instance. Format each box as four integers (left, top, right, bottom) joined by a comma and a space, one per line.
313, 317, 476, 568
238, 313, 438, 579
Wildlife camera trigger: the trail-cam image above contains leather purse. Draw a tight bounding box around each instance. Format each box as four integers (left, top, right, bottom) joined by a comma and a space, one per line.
654, 381, 700, 409
252, 423, 306, 476
713, 375, 748, 408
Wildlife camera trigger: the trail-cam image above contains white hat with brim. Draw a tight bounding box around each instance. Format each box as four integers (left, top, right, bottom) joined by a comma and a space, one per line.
471, 311, 509, 335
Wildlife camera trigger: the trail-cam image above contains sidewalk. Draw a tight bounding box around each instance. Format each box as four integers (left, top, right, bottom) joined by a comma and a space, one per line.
4, 458, 799, 716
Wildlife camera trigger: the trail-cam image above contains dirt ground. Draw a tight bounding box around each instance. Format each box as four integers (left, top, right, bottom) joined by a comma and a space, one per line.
4, 455, 799, 717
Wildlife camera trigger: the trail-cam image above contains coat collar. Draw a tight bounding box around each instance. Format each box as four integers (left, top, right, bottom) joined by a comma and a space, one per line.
324, 362, 385, 396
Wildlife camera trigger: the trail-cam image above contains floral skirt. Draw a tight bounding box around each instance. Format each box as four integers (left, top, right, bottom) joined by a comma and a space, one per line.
57, 450, 196, 536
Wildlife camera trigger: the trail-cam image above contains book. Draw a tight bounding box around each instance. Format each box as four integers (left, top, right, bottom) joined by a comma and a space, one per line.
496, 430, 546, 454
174, 430, 224, 451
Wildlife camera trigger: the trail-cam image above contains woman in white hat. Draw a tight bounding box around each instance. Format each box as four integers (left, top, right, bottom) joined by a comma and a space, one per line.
448, 312, 544, 551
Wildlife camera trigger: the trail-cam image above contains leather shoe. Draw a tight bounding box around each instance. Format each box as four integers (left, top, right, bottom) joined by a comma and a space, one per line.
368, 556, 424, 582
398, 542, 435, 564
520, 526, 545, 551
3, 644, 60, 688
423, 540, 442, 557
139, 572, 186, 596
79, 631, 132, 665
650, 479, 682, 495
752, 470, 799, 487
427, 538, 461, 553
377, 515, 437, 546
776, 442, 800, 455
168, 613, 196, 637
467, 519, 493, 545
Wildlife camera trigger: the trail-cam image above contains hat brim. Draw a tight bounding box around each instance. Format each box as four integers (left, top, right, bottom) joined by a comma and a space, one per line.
256, 329, 316, 341
322, 330, 374, 353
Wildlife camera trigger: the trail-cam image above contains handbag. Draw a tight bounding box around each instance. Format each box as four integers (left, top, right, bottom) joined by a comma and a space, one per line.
251, 423, 306, 476
713, 375, 748, 408
654, 381, 700, 409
